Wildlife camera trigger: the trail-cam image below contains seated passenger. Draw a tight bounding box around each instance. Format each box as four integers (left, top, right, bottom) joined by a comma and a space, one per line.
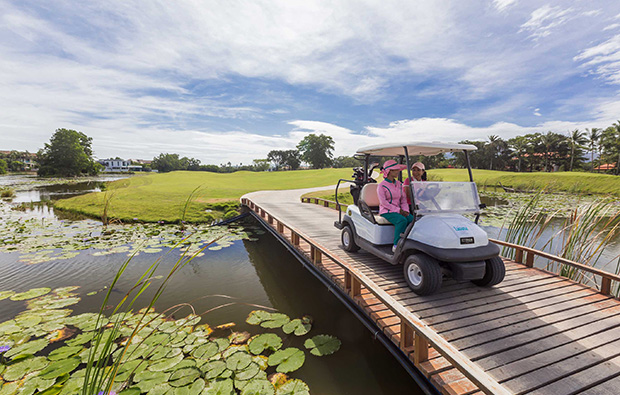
378, 160, 414, 253
404, 161, 427, 204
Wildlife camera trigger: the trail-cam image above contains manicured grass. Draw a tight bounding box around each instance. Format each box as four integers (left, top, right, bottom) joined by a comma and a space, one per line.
54, 169, 353, 223
302, 169, 620, 203
439, 169, 620, 196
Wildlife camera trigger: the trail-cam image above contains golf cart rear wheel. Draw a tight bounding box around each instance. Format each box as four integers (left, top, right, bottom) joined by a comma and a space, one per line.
341, 226, 360, 252
472, 256, 505, 287
403, 254, 442, 295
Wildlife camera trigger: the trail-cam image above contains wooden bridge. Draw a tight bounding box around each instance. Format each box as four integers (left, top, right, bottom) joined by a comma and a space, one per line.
241, 188, 620, 395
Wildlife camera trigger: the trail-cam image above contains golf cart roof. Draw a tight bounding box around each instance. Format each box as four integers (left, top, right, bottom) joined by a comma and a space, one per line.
356, 141, 478, 156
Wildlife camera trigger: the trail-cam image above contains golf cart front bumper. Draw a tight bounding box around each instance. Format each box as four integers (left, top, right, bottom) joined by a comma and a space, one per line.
402, 239, 500, 263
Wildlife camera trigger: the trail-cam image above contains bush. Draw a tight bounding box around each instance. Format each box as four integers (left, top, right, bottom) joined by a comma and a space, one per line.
224, 210, 239, 219
0, 187, 15, 198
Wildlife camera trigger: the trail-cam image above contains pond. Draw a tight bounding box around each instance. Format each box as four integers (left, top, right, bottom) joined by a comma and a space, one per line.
0, 177, 419, 393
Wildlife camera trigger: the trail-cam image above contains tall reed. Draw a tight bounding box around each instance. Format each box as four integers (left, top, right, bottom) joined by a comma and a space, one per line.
180, 185, 203, 230
82, 235, 218, 395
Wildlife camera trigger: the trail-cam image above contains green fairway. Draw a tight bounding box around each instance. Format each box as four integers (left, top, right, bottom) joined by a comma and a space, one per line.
54, 169, 353, 223
55, 168, 620, 223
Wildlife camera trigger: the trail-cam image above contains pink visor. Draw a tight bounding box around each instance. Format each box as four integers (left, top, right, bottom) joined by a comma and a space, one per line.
381, 160, 407, 178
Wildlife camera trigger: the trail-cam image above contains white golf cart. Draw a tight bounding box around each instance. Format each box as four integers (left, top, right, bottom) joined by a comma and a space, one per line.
334, 142, 504, 295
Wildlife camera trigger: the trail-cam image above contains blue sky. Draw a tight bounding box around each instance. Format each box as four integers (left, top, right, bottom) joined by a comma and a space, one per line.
2, 0, 620, 164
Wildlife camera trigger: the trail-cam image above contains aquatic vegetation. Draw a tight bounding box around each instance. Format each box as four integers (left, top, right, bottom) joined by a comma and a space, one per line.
0, 286, 341, 394
0, 200, 256, 265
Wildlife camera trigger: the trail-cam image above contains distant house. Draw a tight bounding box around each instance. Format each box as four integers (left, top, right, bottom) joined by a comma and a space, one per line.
0, 150, 38, 170
594, 163, 616, 171
98, 158, 138, 172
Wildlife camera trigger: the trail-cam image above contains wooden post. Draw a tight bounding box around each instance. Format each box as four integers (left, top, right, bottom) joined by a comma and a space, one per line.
291, 232, 300, 247
525, 251, 534, 268
345, 271, 352, 293
323, 200, 329, 207
267, 214, 274, 225
276, 221, 284, 233
260, 209, 265, 218
400, 321, 414, 349
515, 248, 523, 264
314, 198, 319, 204
311, 245, 322, 265
601, 277, 612, 295
414, 332, 429, 367
350, 277, 361, 297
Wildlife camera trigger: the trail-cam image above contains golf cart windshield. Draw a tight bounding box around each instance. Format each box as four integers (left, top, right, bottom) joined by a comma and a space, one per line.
407, 182, 481, 215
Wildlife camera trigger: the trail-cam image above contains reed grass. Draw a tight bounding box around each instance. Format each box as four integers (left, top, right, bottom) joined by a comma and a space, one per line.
82, 235, 217, 394
500, 190, 620, 293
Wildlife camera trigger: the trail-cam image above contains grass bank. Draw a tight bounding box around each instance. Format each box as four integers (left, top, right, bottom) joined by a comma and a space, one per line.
54, 169, 353, 223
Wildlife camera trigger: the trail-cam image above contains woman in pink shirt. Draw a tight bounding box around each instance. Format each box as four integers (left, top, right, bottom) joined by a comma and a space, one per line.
404, 161, 426, 205
378, 160, 414, 252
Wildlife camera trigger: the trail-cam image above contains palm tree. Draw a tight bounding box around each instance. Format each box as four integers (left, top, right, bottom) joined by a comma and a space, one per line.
586, 128, 600, 172
509, 136, 528, 172
568, 129, 587, 172
487, 135, 500, 170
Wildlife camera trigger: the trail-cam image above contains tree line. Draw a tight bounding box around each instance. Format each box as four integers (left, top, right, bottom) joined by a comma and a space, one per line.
453, 122, 620, 174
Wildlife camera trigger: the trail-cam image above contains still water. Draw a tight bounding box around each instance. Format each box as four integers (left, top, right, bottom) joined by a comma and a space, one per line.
0, 177, 420, 393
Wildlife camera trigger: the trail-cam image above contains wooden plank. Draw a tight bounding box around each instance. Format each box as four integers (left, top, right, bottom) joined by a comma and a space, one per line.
525, 354, 620, 395
490, 328, 620, 385
474, 313, 620, 370
451, 298, 620, 348
578, 374, 620, 395
431, 288, 601, 335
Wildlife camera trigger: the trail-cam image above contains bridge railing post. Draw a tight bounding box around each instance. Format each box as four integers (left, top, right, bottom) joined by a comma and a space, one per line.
515, 248, 523, 264
525, 251, 535, 268
276, 221, 284, 233
601, 277, 612, 295
310, 245, 322, 266
400, 321, 414, 349
413, 332, 429, 367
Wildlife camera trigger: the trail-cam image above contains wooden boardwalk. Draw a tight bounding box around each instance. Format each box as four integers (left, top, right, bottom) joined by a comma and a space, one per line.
242, 188, 620, 395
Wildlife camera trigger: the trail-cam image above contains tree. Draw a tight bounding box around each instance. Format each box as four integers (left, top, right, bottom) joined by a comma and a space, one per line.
0, 159, 7, 175
37, 128, 100, 177
487, 135, 501, 170
601, 122, 620, 175
252, 159, 270, 172
586, 128, 600, 172
152, 153, 182, 172
568, 129, 587, 172
508, 136, 528, 172
332, 156, 360, 168
267, 150, 286, 170
296, 134, 335, 169
282, 150, 301, 170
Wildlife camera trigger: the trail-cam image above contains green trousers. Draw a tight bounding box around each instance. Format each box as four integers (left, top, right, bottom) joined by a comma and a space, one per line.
380, 212, 414, 245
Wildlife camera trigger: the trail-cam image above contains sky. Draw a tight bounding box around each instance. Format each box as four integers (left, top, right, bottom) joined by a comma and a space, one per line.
2, 0, 620, 165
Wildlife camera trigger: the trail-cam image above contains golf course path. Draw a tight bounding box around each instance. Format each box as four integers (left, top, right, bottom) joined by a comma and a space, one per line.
242, 186, 620, 395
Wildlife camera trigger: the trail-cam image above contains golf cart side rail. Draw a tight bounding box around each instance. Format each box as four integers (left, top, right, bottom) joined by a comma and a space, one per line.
491, 238, 620, 295
242, 197, 510, 395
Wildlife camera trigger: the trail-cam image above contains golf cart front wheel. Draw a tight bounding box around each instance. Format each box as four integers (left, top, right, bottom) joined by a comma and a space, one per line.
472, 256, 505, 287
403, 254, 442, 295
341, 226, 360, 252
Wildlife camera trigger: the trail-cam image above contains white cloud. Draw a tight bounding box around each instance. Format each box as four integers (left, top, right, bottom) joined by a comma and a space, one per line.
534, 108, 541, 116
574, 34, 620, 84
520, 5, 574, 40
493, 0, 518, 13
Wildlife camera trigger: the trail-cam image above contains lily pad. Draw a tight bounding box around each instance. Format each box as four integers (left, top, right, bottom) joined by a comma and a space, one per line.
169, 367, 201, 387
0, 291, 15, 301
275, 379, 310, 395
304, 335, 341, 356
38, 357, 80, 379
172, 379, 206, 395
281, 319, 311, 337
203, 378, 234, 395
236, 362, 260, 380
201, 360, 227, 380
226, 351, 252, 371
267, 348, 305, 373
114, 359, 147, 382
248, 334, 282, 355
134, 371, 171, 392
148, 353, 184, 371
48, 345, 83, 360
9, 287, 51, 301
260, 313, 289, 329
241, 379, 275, 395
246, 310, 272, 326
2, 356, 48, 381
229, 331, 251, 345
4, 338, 49, 358
65, 331, 94, 346
191, 342, 219, 360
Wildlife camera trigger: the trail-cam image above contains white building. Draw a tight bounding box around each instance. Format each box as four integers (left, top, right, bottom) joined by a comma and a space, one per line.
99, 159, 139, 172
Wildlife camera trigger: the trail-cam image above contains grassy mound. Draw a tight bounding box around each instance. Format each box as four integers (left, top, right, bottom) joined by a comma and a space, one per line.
54, 169, 353, 223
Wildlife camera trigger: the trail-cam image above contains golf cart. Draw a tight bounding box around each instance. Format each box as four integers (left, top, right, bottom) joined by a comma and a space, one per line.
333, 142, 504, 295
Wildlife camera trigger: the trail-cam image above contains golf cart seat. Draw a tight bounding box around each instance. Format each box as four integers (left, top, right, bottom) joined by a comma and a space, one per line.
358, 184, 392, 225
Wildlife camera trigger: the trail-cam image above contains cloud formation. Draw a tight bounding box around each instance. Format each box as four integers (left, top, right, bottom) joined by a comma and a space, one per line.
1, 0, 620, 164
